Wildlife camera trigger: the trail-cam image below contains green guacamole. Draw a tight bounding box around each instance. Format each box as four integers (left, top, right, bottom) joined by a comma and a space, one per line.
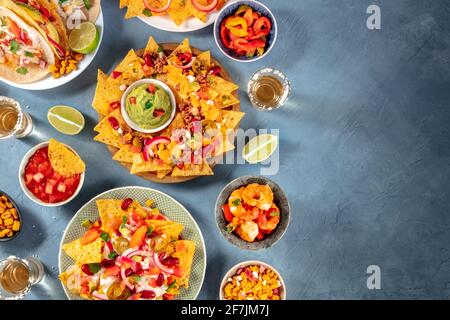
125, 84, 172, 130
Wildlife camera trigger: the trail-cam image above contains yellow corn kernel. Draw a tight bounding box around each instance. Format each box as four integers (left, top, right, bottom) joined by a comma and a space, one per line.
12, 220, 20, 232
1, 196, 7, 201
0, 207, 4, 214
10, 208, 17, 219
0, 218, 3, 225
145, 199, 154, 208
6, 202, 12, 208
1, 212, 11, 219
61, 61, 67, 67
4, 218, 13, 226
6, 230, 13, 237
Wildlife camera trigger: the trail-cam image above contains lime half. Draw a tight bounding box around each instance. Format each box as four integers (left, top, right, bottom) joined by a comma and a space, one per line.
47, 105, 85, 135
69, 22, 99, 54
242, 134, 278, 164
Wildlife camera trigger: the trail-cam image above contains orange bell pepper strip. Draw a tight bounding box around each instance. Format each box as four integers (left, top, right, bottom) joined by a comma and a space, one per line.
225, 16, 248, 37
129, 225, 148, 248
80, 228, 100, 245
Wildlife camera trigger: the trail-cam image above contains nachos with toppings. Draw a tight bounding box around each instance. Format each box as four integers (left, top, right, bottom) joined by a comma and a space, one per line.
91, 36, 244, 181
60, 197, 196, 300
120, 0, 226, 27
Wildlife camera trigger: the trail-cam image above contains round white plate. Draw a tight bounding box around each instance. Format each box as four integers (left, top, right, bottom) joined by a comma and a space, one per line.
138, 11, 218, 33
0, 10, 104, 91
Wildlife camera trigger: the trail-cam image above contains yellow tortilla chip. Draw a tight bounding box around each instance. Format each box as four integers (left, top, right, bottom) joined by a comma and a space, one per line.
167, 0, 190, 26
119, 0, 128, 9
220, 110, 245, 129
97, 199, 128, 234
166, 240, 196, 287
209, 75, 239, 94
48, 139, 85, 176
130, 159, 172, 174
124, 1, 146, 19
169, 38, 191, 58
221, 93, 240, 108
110, 49, 145, 83
196, 51, 211, 68
144, 36, 160, 56
94, 109, 129, 148
62, 238, 103, 265
92, 69, 123, 116
215, 138, 235, 156
171, 161, 213, 177
187, 0, 207, 22
156, 169, 172, 179
112, 145, 136, 163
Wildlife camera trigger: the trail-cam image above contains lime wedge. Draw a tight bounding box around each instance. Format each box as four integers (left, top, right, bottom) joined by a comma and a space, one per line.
69, 22, 99, 54
242, 134, 278, 164
47, 105, 85, 135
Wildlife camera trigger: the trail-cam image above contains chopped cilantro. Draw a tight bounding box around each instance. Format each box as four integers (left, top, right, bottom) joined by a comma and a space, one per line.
231, 199, 241, 206
108, 251, 118, 259
144, 100, 153, 110
25, 51, 34, 57
10, 40, 19, 54
16, 67, 28, 75
146, 226, 154, 237
143, 9, 152, 17
157, 46, 162, 53
83, 0, 92, 10
269, 210, 280, 217
120, 215, 127, 229
0, 18, 6, 27
168, 280, 177, 290
100, 231, 110, 242
88, 263, 101, 274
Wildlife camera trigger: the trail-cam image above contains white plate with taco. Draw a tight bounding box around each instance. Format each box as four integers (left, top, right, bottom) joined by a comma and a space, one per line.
0, 0, 102, 90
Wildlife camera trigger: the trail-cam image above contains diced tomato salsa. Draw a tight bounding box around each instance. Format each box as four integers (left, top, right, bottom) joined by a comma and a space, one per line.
24, 147, 80, 204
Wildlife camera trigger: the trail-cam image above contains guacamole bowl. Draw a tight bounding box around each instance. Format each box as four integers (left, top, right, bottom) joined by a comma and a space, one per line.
121, 79, 177, 133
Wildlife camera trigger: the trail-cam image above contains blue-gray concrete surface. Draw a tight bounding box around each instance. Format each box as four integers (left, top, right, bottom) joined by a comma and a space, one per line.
1, 0, 450, 299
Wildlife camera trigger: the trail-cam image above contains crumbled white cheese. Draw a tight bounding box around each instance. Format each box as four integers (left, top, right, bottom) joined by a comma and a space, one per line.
252, 271, 259, 279
119, 84, 127, 91
187, 75, 196, 83
206, 100, 214, 106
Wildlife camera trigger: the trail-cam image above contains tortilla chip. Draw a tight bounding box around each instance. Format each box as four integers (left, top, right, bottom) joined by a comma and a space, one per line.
94, 109, 129, 148
112, 145, 136, 163
220, 110, 245, 129
124, 1, 146, 19
169, 38, 191, 58
196, 51, 211, 68
96, 199, 128, 234
187, 1, 207, 22
92, 69, 123, 116
166, 240, 196, 287
167, 0, 190, 26
62, 238, 103, 265
130, 159, 172, 174
144, 36, 160, 56
221, 93, 240, 108
110, 49, 145, 83
171, 161, 213, 177
215, 138, 235, 156
209, 75, 239, 94
119, 0, 128, 9
156, 169, 172, 179
48, 139, 85, 176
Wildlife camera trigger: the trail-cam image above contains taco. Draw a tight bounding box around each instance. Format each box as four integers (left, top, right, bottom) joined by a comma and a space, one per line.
3, 0, 69, 58
50, 0, 100, 29
0, 5, 55, 82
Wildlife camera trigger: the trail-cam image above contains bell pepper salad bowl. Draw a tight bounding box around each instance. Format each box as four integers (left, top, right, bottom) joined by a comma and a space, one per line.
214, 0, 278, 62
215, 176, 290, 250
18, 141, 85, 207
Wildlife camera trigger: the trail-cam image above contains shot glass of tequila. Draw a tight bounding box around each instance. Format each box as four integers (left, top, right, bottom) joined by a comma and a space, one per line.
0, 97, 33, 139
0, 256, 45, 300
247, 68, 291, 110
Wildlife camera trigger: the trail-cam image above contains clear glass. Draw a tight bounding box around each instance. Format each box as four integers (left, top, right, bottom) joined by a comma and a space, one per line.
0, 96, 33, 139
0, 256, 44, 300
247, 68, 291, 111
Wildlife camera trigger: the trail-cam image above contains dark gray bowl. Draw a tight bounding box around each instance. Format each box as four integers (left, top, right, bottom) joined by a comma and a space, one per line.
215, 176, 290, 250
0, 190, 22, 242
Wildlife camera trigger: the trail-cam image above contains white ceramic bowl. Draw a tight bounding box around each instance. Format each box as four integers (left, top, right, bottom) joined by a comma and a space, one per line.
219, 260, 287, 300
18, 141, 85, 207
120, 79, 177, 134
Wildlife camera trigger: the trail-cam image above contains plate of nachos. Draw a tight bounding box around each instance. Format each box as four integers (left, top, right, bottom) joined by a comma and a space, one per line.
91, 36, 244, 183
120, 0, 227, 32
59, 186, 206, 300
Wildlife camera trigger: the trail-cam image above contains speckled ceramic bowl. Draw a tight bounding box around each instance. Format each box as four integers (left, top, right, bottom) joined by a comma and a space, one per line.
0, 190, 22, 242
214, 0, 278, 62
215, 176, 290, 250
219, 260, 287, 300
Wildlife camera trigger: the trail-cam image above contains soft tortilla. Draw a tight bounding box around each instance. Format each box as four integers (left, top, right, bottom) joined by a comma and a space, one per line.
0, 6, 54, 83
